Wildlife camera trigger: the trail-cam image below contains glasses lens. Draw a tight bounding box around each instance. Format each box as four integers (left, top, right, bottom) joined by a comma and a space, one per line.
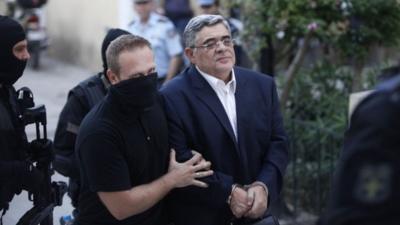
206, 43, 217, 50
223, 39, 232, 46
196, 38, 234, 50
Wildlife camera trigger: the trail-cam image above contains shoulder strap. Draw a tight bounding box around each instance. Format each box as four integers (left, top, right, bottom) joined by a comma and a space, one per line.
0, 204, 8, 225
75, 73, 108, 108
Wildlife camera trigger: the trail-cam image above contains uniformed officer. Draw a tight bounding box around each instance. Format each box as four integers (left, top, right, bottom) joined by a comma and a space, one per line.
53, 28, 130, 223
0, 15, 44, 219
128, 0, 183, 87
318, 68, 400, 225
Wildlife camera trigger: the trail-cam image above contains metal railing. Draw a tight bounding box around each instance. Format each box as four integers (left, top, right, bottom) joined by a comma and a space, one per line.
283, 119, 343, 215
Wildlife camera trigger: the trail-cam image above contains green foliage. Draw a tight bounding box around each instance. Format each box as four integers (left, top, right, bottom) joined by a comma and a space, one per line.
279, 61, 377, 213
232, 0, 400, 61
280, 62, 352, 213
336, 0, 400, 59
285, 62, 352, 124
226, 0, 400, 214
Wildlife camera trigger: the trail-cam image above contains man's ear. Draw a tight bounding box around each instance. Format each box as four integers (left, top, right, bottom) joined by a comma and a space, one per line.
184, 47, 195, 64
106, 69, 119, 85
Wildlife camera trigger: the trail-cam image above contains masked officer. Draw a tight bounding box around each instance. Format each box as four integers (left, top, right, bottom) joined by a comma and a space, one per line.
0, 15, 44, 217
53, 28, 131, 222
318, 67, 400, 225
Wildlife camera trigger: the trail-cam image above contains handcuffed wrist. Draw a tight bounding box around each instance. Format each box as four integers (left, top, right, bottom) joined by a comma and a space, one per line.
226, 183, 240, 205
250, 181, 269, 195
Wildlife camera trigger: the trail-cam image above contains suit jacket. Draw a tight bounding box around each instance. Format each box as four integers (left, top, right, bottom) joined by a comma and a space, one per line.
160, 65, 289, 225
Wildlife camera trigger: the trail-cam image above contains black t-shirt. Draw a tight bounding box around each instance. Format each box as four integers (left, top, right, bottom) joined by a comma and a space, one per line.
75, 94, 169, 225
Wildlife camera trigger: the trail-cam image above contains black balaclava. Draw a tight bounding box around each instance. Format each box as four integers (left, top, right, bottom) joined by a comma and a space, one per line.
0, 16, 27, 85
109, 73, 158, 114
101, 28, 131, 76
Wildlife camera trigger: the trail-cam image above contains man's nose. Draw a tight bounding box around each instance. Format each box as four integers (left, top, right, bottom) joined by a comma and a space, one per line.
22, 49, 30, 60
215, 40, 228, 52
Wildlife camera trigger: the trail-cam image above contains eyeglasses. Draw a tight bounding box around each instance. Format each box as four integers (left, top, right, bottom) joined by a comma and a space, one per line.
193, 38, 235, 51
134, 0, 150, 5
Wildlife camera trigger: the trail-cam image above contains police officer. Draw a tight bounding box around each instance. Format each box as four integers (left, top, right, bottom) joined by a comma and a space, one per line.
0, 15, 43, 217
128, 0, 183, 86
53, 28, 130, 221
318, 67, 400, 225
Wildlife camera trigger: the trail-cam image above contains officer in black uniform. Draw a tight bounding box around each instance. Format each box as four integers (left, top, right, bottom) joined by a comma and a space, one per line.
318, 67, 400, 225
53, 28, 130, 217
0, 15, 44, 217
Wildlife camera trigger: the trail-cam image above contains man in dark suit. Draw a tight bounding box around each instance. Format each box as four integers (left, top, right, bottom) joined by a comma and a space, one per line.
160, 14, 289, 225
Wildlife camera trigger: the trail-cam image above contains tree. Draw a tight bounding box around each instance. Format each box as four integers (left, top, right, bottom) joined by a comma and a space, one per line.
226, 0, 400, 215
230, 0, 400, 105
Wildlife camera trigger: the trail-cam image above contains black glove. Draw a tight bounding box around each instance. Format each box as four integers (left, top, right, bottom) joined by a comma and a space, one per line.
15, 161, 44, 194
29, 139, 54, 164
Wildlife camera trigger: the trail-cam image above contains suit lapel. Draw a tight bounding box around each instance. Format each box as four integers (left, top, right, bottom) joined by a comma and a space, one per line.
234, 67, 249, 142
189, 66, 238, 146
233, 68, 250, 174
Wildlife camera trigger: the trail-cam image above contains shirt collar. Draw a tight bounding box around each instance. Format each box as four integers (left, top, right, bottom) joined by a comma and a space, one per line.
196, 66, 236, 93
137, 12, 157, 27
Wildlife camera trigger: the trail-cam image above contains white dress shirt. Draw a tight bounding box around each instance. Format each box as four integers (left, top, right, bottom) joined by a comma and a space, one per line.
196, 66, 238, 139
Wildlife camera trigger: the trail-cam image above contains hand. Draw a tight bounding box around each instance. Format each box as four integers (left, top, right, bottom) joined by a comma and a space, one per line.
230, 185, 253, 218
167, 149, 213, 188
29, 139, 54, 163
244, 183, 268, 219
191, 150, 211, 170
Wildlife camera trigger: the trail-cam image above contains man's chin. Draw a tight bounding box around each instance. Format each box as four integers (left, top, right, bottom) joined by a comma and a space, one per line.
216, 63, 234, 72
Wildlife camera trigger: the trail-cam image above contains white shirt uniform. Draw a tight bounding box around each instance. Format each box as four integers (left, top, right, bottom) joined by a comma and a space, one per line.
128, 12, 183, 78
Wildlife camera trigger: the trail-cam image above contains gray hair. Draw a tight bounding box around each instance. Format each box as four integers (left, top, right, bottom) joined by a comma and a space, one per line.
183, 14, 231, 48
106, 34, 152, 76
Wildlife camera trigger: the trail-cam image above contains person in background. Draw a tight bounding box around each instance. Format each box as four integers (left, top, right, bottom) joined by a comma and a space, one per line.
161, 15, 288, 225
53, 28, 131, 223
0, 15, 44, 218
128, 0, 183, 87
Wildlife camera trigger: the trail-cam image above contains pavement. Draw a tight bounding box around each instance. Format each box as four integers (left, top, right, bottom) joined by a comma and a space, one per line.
3, 56, 93, 225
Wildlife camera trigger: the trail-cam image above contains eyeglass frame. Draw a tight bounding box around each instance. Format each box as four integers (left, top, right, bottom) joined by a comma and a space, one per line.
134, 0, 151, 5
191, 36, 235, 51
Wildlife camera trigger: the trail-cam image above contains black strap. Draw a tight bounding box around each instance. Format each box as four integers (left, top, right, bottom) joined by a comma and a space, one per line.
76, 73, 108, 108
0, 204, 9, 225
